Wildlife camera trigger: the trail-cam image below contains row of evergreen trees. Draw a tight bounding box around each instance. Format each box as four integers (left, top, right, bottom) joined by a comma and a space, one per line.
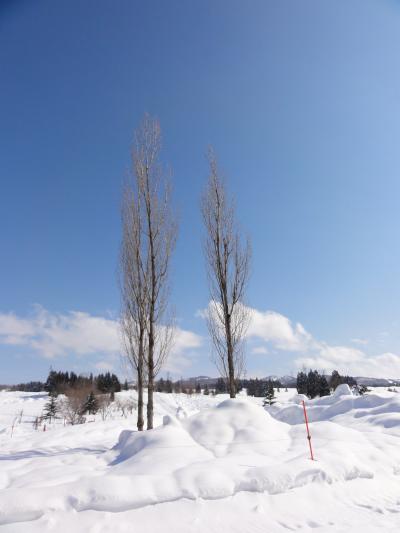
156, 378, 204, 395
242, 378, 282, 397
296, 369, 356, 399
9, 381, 44, 392
45, 370, 122, 396
154, 377, 284, 397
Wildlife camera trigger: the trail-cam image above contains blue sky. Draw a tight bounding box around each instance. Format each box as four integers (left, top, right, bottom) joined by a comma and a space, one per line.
1, 0, 400, 383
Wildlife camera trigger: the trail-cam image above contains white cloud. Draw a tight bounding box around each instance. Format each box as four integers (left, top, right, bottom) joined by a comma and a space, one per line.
295, 351, 400, 379
247, 309, 314, 351
0, 312, 35, 344
246, 306, 400, 378
0, 306, 203, 374
292, 334, 400, 380
198, 302, 400, 379
164, 328, 203, 374
95, 360, 114, 372
5, 306, 121, 358
252, 346, 269, 355
199, 303, 314, 352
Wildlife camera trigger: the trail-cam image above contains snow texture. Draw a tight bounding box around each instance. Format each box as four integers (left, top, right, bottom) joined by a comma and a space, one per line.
0, 387, 399, 532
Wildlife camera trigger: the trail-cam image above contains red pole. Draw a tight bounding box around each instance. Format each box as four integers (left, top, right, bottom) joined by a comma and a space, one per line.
302, 400, 314, 461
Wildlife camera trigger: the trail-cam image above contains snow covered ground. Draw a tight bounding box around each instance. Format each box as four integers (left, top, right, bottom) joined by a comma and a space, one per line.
0, 386, 399, 532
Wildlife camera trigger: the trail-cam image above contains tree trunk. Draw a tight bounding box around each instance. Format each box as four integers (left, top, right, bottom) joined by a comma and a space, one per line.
147, 332, 154, 430
147, 339, 154, 429
137, 338, 144, 431
225, 316, 236, 398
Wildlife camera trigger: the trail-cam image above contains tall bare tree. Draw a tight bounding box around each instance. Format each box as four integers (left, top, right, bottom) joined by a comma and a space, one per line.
120, 181, 147, 431
122, 114, 177, 430
201, 149, 251, 398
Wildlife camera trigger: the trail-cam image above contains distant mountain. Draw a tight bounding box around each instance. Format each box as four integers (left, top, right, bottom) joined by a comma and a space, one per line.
262, 375, 297, 386
278, 375, 297, 387
355, 376, 400, 387
183, 376, 218, 387
164, 374, 399, 388
187, 375, 298, 387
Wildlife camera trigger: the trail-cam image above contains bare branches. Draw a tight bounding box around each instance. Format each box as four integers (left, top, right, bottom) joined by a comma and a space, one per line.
202, 149, 251, 397
120, 114, 177, 430
120, 176, 147, 431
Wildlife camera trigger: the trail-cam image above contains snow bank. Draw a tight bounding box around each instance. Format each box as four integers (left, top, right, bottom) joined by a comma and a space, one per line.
182, 399, 289, 456
271, 387, 400, 435
0, 389, 399, 531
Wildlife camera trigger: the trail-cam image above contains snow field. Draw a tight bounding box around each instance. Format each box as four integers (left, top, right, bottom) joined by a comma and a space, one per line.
0, 386, 399, 532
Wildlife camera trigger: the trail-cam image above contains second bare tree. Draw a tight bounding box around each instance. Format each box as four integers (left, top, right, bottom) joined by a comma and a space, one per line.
202, 149, 251, 398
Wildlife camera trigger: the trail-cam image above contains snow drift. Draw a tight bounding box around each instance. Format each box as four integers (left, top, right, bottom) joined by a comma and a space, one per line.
0, 390, 399, 531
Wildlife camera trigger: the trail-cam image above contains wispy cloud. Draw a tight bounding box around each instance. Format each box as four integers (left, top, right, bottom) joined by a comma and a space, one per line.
247, 309, 315, 352
198, 303, 400, 379
95, 360, 115, 372
0, 305, 119, 357
351, 338, 369, 346
251, 346, 269, 355
0, 306, 203, 374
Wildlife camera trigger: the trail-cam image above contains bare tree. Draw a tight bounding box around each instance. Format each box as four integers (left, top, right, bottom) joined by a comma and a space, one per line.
121, 114, 177, 430
201, 149, 251, 398
116, 397, 137, 418
97, 394, 113, 421
120, 182, 147, 431
59, 387, 87, 425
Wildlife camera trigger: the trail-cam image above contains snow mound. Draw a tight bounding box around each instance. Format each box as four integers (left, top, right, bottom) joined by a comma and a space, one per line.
271, 388, 400, 433
333, 383, 352, 396
182, 399, 289, 456
0, 391, 399, 529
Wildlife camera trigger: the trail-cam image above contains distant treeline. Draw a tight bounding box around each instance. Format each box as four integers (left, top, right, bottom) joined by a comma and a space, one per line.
8, 381, 45, 392
296, 369, 356, 399
155, 377, 282, 396
155, 377, 232, 395
8, 370, 126, 395
6, 369, 357, 399
45, 370, 123, 395
155, 371, 358, 399
241, 378, 282, 397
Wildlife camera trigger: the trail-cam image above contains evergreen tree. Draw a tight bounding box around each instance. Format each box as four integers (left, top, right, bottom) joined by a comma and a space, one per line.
357, 384, 369, 395
245, 378, 266, 397
203, 384, 210, 395
44, 369, 58, 395
195, 383, 201, 394
215, 377, 227, 394
329, 370, 341, 391
157, 378, 165, 392
307, 370, 320, 399
83, 391, 98, 414
341, 374, 357, 387
319, 375, 330, 397
123, 379, 129, 391
296, 371, 308, 395
43, 394, 58, 422
263, 380, 276, 406
111, 373, 121, 392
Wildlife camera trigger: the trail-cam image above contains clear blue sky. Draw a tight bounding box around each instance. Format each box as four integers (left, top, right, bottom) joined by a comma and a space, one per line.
1, 0, 400, 383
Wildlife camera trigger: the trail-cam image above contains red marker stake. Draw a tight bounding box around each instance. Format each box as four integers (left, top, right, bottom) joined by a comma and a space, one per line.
302, 400, 314, 461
